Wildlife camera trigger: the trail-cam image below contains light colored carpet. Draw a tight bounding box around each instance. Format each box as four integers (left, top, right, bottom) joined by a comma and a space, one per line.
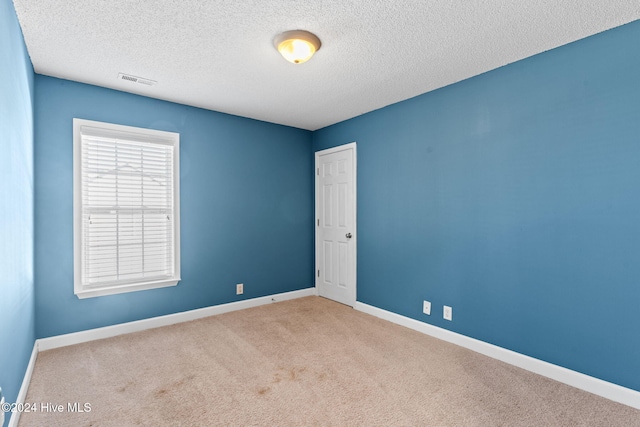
19, 296, 640, 426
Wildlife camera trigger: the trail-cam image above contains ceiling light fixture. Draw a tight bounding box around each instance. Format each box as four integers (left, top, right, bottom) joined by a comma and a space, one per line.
274, 30, 321, 64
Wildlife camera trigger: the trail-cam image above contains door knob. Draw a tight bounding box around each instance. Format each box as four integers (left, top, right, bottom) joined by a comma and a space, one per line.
346, 233, 353, 239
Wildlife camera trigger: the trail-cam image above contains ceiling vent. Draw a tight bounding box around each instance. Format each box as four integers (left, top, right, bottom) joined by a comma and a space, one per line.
117, 73, 157, 86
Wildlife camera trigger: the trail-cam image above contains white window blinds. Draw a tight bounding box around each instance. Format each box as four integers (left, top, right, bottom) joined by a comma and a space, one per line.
74, 119, 180, 298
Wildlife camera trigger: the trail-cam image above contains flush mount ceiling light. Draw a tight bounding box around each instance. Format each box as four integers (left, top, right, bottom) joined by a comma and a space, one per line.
274, 30, 321, 64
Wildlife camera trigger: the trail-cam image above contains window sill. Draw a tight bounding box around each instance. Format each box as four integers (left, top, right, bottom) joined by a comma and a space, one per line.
75, 278, 180, 299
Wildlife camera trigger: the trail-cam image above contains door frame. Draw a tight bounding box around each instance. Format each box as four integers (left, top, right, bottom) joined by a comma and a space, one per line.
315, 142, 357, 307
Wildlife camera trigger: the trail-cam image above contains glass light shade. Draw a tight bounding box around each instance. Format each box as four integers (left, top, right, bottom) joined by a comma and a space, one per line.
274, 30, 321, 64
277, 39, 316, 64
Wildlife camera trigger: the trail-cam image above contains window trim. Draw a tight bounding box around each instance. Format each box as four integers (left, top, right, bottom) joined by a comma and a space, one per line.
73, 118, 181, 299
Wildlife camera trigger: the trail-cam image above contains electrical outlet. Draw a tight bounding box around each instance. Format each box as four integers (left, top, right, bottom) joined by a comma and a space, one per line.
422, 300, 431, 315
236, 283, 243, 295
443, 305, 452, 321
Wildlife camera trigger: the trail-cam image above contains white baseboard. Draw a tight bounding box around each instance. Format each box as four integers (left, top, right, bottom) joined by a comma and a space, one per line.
24, 289, 636, 415
8, 343, 38, 427
38, 287, 316, 351
355, 302, 640, 410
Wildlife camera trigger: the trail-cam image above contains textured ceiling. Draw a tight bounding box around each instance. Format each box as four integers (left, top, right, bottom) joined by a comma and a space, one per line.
12, 1, 640, 130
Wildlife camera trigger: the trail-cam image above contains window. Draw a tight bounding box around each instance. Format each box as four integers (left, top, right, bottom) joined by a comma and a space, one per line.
73, 119, 180, 298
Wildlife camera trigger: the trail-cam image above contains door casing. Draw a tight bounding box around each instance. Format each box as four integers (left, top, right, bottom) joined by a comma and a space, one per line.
315, 142, 357, 307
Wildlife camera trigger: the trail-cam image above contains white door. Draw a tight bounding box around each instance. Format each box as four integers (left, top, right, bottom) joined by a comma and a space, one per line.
315, 143, 356, 307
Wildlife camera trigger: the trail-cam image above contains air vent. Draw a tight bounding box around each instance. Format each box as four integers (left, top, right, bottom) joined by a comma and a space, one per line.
117, 73, 157, 87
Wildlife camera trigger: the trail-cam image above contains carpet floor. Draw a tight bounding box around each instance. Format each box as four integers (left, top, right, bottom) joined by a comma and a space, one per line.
19, 296, 640, 426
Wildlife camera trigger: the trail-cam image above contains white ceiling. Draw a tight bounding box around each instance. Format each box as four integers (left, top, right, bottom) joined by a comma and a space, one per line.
12, 1, 640, 131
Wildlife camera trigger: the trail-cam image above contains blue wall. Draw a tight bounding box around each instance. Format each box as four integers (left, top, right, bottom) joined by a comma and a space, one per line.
35, 76, 313, 338
313, 20, 640, 392
0, 0, 35, 423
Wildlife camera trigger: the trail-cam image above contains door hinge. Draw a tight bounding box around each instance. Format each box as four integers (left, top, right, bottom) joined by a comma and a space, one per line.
317, 219, 319, 226
317, 270, 320, 277
317, 168, 319, 175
